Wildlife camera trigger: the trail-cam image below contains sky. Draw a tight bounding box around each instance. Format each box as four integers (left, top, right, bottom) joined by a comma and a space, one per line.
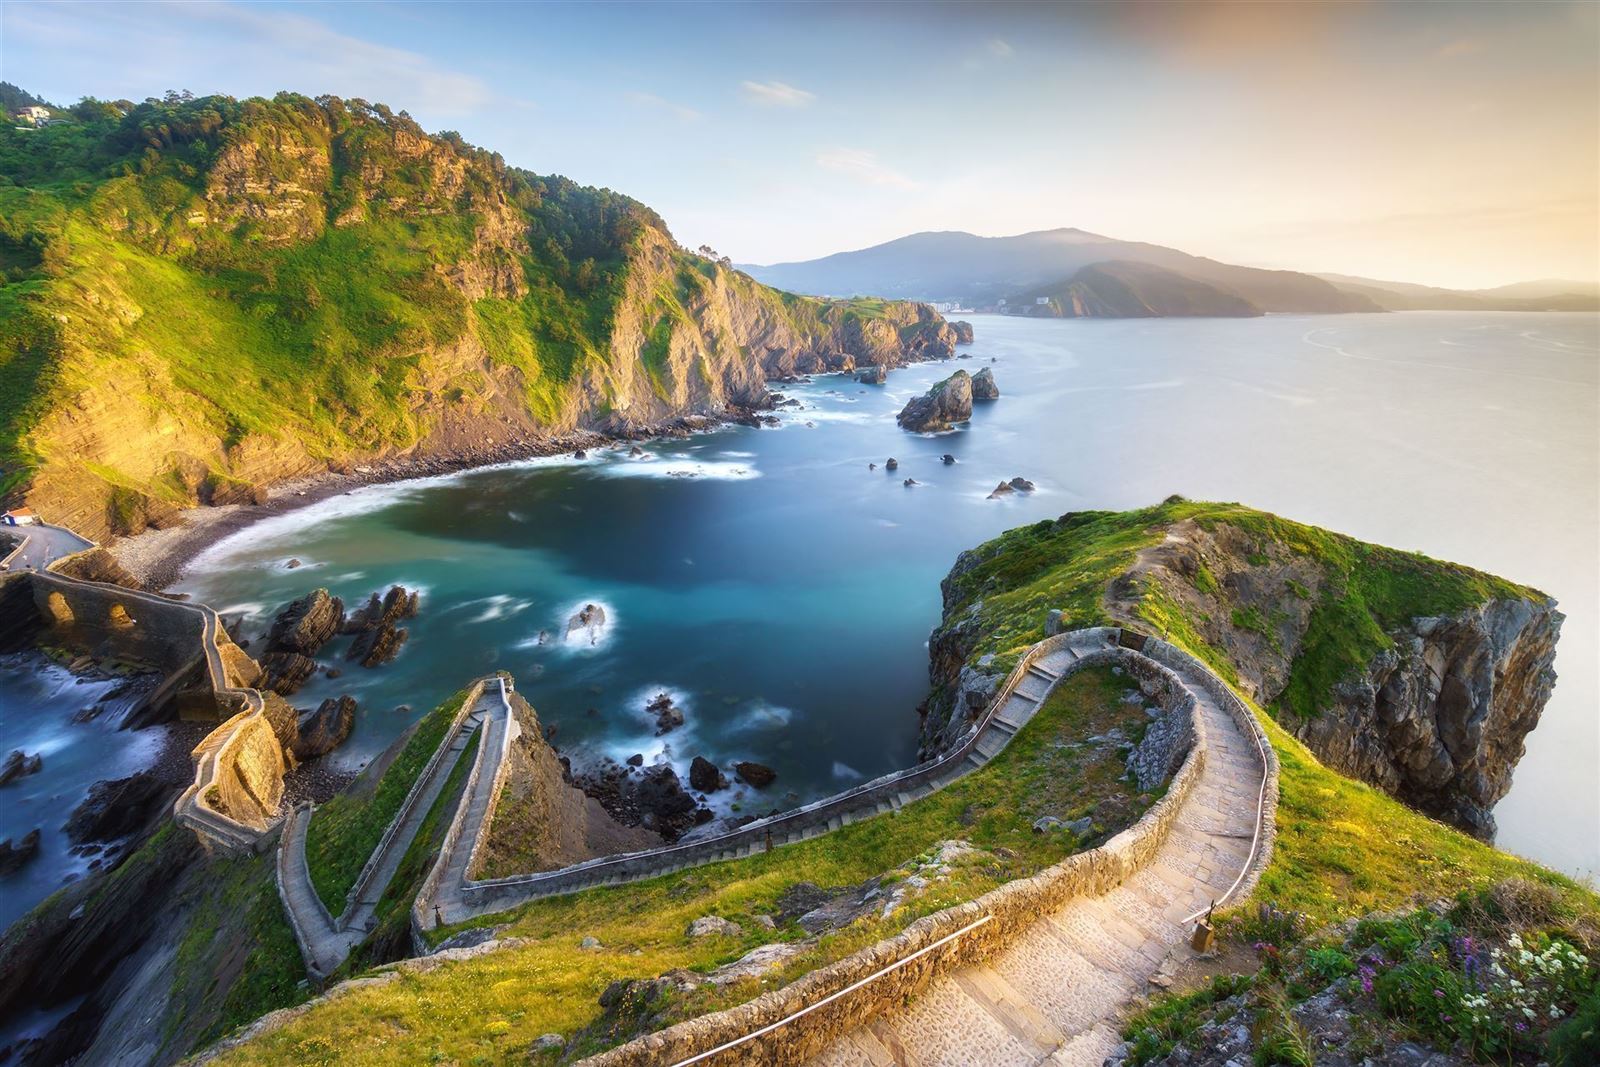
2, 0, 1597, 289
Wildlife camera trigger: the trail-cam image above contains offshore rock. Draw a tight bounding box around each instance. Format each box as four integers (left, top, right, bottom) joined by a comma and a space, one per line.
0, 750, 43, 786
971, 367, 999, 399
896, 370, 973, 432
854, 364, 887, 384
689, 755, 726, 793
0, 830, 41, 876
646, 691, 684, 734
734, 761, 777, 788
951, 320, 975, 344
565, 602, 607, 646
293, 696, 358, 760
266, 589, 345, 656
346, 585, 418, 667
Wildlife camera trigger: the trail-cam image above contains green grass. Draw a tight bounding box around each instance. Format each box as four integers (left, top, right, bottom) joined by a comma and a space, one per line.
209, 665, 1161, 1064
302, 687, 469, 914
933, 498, 1542, 725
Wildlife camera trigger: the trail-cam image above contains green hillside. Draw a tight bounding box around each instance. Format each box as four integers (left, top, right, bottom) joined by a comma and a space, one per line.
0, 92, 956, 538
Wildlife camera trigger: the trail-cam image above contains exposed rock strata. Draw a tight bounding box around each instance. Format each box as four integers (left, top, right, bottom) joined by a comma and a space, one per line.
971, 367, 999, 399
266, 589, 345, 655
0, 749, 42, 786
345, 586, 418, 668
920, 511, 1560, 839
570, 760, 710, 842
293, 696, 357, 760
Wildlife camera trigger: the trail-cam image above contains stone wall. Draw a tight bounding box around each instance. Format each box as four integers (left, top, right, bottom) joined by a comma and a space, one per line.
204, 710, 287, 829
578, 644, 1212, 1067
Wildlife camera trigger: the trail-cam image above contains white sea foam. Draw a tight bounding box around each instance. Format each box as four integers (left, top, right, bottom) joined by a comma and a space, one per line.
552, 597, 616, 653
833, 761, 863, 781
459, 595, 532, 624
733, 700, 795, 731
594, 457, 759, 481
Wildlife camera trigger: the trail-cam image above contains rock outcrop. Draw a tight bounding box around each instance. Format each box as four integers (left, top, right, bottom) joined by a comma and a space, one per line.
293, 696, 357, 760
473, 693, 660, 878
689, 756, 727, 793
646, 692, 684, 734
921, 504, 1562, 839
571, 760, 711, 842
734, 761, 777, 788
971, 367, 999, 400
345, 586, 418, 668
266, 589, 345, 655
0, 749, 42, 786
565, 603, 607, 647
64, 772, 172, 846
0, 830, 40, 876
896, 371, 973, 433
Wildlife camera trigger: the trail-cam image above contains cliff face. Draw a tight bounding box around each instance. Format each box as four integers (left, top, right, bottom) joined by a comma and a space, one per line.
919, 503, 1561, 840
0, 94, 960, 540
1293, 601, 1559, 839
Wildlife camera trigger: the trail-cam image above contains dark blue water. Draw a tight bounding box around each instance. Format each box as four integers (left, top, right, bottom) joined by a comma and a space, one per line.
4, 311, 1591, 934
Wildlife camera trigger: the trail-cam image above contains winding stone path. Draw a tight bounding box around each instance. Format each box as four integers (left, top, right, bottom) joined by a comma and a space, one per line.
276, 683, 509, 979
805, 654, 1266, 1067
414, 630, 1128, 932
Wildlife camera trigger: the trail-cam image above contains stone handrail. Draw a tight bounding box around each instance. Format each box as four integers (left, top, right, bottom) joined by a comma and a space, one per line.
34, 533, 279, 853
577, 637, 1226, 1066
337, 677, 492, 927
419, 628, 1126, 925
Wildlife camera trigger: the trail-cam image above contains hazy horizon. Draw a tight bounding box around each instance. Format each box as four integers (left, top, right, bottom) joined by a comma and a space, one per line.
4, 0, 1597, 289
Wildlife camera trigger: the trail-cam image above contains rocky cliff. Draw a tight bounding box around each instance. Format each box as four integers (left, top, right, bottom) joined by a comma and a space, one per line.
920, 501, 1560, 840
0, 93, 962, 540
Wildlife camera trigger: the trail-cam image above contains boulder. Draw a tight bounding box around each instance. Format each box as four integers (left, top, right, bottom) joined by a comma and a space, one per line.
625, 753, 644, 767
903, 478, 919, 487
565, 602, 607, 646
574, 760, 708, 841
941, 454, 956, 465
734, 761, 777, 788
294, 696, 358, 760
1007, 477, 1036, 492
971, 367, 1000, 400
854, 364, 886, 385
884, 458, 899, 471
0, 829, 40, 876
686, 916, 742, 938
266, 589, 345, 655
896, 371, 973, 432
0, 749, 42, 786
987, 481, 1015, 499
629, 445, 644, 457
348, 621, 407, 668
64, 772, 170, 845
689, 756, 726, 793
645, 692, 684, 734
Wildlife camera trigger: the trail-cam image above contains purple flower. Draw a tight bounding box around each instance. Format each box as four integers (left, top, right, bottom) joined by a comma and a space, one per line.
1434, 989, 1445, 998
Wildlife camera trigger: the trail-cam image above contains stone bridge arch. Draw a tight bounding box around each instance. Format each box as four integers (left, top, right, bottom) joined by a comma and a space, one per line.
45, 590, 74, 626
107, 602, 134, 630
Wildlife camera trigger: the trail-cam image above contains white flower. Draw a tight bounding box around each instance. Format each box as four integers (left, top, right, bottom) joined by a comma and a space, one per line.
1550, 1005, 1563, 1019
1524, 1007, 1537, 1019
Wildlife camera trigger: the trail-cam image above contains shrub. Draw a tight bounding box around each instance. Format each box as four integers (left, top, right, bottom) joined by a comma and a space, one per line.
1548, 988, 1600, 1066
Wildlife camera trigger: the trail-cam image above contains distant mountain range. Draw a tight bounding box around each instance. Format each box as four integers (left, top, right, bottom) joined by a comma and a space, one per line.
740, 228, 1599, 317
1315, 273, 1600, 313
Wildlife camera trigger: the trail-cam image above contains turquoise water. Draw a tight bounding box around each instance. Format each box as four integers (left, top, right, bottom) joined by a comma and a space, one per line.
3, 311, 1591, 933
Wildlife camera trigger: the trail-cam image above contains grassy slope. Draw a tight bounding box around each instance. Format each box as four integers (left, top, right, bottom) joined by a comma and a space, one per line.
940, 498, 1538, 720
211, 666, 1159, 1064
302, 687, 468, 913
0, 98, 948, 522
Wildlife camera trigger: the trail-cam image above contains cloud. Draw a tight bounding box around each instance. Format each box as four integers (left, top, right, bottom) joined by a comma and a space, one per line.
625, 91, 702, 122
815, 148, 917, 190
987, 38, 1015, 58
739, 80, 817, 107
4, 0, 510, 117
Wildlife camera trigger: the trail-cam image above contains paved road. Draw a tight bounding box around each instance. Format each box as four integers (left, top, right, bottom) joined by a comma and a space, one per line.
806, 655, 1266, 1067
1, 521, 93, 571
277, 685, 506, 979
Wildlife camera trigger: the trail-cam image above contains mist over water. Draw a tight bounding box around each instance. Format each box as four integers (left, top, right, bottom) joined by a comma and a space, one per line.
85, 311, 1600, 887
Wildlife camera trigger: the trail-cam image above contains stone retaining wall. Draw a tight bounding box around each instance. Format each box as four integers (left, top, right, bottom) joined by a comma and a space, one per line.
578, 642, 1211, 1067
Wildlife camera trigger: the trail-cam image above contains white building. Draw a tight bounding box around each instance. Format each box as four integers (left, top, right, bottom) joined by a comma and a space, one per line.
17, 106, 52, 126
2, 508, 39, 526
